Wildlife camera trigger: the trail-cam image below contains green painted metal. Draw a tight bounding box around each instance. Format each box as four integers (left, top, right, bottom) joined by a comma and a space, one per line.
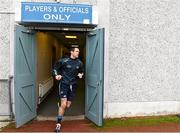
85, 28, 104, 126
14, 25, 36, 128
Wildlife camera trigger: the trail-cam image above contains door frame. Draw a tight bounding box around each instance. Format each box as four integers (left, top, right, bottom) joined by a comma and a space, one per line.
14, 25, 105, 127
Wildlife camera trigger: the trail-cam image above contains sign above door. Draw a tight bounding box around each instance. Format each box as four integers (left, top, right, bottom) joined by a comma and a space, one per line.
21, 2, 95, 25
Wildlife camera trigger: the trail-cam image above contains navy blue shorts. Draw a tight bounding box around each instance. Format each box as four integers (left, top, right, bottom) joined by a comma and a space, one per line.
58, 82, 77, 101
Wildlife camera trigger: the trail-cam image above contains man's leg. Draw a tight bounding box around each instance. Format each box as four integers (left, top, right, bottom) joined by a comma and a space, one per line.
58, 98, 67, 116
55, 83, 68, 132
57, 83, 69, 118
66, 101, 72, 108
55, 98, 67, 132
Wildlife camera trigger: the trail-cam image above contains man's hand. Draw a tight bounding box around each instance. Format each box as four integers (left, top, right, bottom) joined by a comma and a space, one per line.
78, 73, 83, 79
55, 75, 62, 80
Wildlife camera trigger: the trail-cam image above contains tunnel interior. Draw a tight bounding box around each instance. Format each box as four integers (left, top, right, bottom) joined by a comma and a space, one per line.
36, 30, 86, 117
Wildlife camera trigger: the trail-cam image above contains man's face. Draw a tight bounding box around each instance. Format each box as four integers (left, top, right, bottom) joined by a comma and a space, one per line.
71, 48, 79, 58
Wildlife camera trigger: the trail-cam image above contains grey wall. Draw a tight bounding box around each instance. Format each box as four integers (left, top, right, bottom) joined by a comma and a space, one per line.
0, 0, 14, 115
6, 0, 180, 118
0, 2, 11, 79
0, 81, 9, 115
109, 0, 180, 102
0, 14, 10, 79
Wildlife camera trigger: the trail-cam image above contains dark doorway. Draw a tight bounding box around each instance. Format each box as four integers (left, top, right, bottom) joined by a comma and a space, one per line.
37, 31, 86, 118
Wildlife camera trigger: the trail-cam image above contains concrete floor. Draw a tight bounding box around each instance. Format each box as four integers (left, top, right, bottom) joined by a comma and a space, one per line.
37, 80, 85, 117
0, 122, 10, 131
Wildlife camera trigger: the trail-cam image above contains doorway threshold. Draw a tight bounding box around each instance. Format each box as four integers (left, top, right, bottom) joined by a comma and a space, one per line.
36, 115, 85, 121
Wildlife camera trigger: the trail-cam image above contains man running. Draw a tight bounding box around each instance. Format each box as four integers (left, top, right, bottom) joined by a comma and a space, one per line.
52, 47, 84, 132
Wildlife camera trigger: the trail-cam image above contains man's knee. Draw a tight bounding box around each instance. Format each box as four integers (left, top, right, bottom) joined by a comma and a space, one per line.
61, 102, 67, 109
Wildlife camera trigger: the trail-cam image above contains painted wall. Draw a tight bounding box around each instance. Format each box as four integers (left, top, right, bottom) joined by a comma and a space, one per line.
36, 32, 64, 98
0, 0, 14, 116
3, 0, 180, 120
108, 0, 180, 117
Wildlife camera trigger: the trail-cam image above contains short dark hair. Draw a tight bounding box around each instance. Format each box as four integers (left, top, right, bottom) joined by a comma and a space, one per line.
70, 47, 79, 52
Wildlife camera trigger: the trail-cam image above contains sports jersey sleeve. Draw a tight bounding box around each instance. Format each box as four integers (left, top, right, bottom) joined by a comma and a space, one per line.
52, 58, 64, 76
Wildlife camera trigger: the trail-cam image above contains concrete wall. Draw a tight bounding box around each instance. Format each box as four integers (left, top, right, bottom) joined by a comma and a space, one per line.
36, 32, 64, 98
4, 0, 180, 120
107, 0, 180, 117
0, 0, 14, 79
37, 32, 55, 83
0, 0, 14, 116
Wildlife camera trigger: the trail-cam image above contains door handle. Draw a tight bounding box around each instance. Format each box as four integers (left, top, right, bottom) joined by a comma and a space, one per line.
97, 81, 100, 86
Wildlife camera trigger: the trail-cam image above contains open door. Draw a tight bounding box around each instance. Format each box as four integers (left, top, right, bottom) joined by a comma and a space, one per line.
14, 25, 36, 128
85, 28, 104, 126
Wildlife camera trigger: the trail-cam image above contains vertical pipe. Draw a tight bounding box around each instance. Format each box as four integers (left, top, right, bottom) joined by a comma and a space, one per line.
8, 75, 13, 120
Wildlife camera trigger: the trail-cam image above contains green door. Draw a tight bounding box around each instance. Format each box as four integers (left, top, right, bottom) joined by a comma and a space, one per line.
14, 25, 36, 128
85, 28, 104, 126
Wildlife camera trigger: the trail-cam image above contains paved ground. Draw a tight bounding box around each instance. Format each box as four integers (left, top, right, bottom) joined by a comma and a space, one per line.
1, 119, 180, 132
1, 120, 96, 132
0, 122, 10, 132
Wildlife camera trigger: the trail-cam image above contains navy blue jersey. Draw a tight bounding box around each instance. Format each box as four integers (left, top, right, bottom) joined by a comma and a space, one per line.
52, 57, 84, 85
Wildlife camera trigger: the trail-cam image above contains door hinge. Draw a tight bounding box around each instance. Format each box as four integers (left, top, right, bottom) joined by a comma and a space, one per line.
21, 30, 35, 34
88, 32, 96, 36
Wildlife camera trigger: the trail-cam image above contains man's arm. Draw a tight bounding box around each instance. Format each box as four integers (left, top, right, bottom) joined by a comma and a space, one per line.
77, 61, 84, 79
52, 59, 64, 80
